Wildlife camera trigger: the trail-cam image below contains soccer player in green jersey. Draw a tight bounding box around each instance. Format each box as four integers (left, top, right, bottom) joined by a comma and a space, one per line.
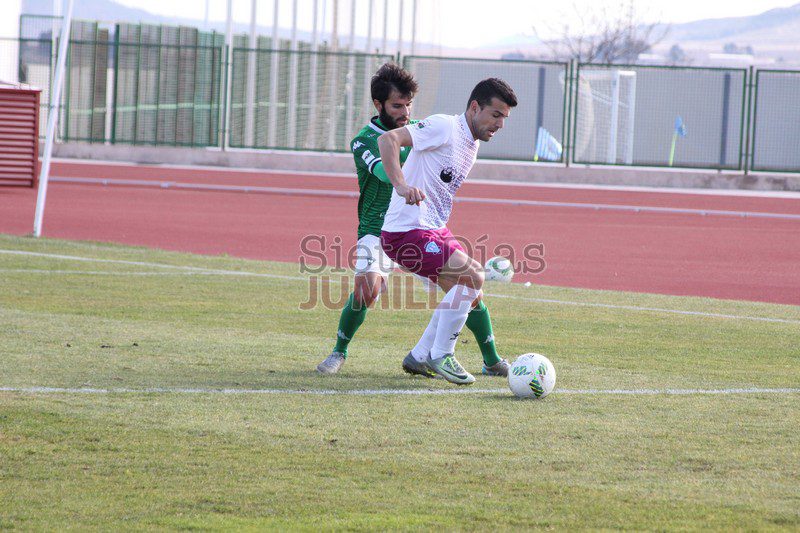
316, 63, 509, 378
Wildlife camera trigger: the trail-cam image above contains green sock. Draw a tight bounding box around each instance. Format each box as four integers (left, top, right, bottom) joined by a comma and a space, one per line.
333, 292, 368, 357
465, 301, 501, 367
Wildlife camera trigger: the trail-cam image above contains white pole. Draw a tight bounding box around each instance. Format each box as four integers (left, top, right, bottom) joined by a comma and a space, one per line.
381, 0, 388, 54
287, 0, 299, 146
410, 0, 416, 56
222, 0, 233, 151
204, 0, 210, 30
363, 0, 374, 125
33, 0, 74, 238
326, 0, 339, 150
608, 70, 621, 164
49, 0, 61, 134
344, 0, 356, 144
244, 0, 258, 147
397, 0, 403, 57
266, 0, 280, 146
365, 0, 373, 53
306, 0, 319, 148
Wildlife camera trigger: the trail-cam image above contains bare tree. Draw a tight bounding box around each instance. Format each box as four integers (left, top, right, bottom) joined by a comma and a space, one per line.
533, 1, 669, 64
668, 44, 691, 65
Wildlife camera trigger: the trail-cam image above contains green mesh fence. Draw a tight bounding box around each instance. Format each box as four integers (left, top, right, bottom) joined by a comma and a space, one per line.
112, 23, 224, 146
572, 64, 747, 170
751, 70, 800, 173
229, 47, 393, 151
402, 56, 569, 162
7, 14, 800, 173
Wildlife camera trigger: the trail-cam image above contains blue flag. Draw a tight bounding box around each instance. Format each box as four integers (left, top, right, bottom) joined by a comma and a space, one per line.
674, 116, 687, 137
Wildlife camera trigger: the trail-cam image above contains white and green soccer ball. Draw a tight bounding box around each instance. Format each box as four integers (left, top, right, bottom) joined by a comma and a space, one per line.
508, 353, 556, 399
484, 256, 514, 283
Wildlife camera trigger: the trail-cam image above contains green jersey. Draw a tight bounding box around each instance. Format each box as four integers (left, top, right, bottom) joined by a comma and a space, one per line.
351, 117, 414, 239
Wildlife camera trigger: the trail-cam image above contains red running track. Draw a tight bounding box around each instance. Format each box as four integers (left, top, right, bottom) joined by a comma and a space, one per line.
1, 160, 799, 305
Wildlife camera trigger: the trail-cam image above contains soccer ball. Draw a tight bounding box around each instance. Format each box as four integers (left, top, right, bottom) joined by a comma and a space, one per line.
484, 256, 514, 282
508, 353, 556, 399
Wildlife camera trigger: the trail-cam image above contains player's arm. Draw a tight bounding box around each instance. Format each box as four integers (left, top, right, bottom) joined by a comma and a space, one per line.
377, 128, 425, 205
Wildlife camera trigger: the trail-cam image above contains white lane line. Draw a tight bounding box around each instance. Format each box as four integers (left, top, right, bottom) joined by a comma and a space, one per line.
52, 159, 800, 199
49, 177, 800, 221
1, 386, 798, 396
2, 249, 799, 325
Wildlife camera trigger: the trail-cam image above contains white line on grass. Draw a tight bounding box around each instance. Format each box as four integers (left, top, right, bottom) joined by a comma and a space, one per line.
485, 293, 800, 325
3, 249, 799, 325
1, 386, 798, 396
0, 250, 302, 281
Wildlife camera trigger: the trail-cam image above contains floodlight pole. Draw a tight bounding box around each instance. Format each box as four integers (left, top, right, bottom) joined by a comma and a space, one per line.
33, 0, 74, 238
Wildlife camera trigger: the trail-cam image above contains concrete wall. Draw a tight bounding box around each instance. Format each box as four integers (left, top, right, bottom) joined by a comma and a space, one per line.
52, 141, 800, 191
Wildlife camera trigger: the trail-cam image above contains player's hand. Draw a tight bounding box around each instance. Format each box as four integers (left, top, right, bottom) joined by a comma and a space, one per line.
398, 185, 425, 205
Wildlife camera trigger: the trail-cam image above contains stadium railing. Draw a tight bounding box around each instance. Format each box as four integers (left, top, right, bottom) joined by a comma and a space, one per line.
750, 69, 800, 173
228, 47, 393, 152
5, 16, 800, 174
571, 63, 748, 171
402, 55, 569, 163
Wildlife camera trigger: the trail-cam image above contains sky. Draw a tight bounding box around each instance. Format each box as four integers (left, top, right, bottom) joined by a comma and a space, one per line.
112, 0, 800, 49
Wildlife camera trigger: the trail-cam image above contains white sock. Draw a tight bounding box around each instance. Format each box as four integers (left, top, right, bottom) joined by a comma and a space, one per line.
430, 285, 481, 360
410, 313, 438, 362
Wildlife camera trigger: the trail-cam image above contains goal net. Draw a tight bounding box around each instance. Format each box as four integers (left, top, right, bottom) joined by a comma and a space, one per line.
573, 69, 637, 165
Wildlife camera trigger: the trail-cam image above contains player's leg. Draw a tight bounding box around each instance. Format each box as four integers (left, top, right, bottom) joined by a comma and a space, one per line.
381, 228, 479, 384
317, 236, 386, 374
464, 296, 509, 377
422, 248, 483, 384
411, 276, 509, 376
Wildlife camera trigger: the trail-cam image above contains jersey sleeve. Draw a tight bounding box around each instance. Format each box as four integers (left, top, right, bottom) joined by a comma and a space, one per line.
405, 114, 453, 151
351, 135, 382, 176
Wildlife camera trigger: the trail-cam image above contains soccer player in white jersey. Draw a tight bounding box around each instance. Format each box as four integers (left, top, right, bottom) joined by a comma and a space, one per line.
378, 78, 518, 384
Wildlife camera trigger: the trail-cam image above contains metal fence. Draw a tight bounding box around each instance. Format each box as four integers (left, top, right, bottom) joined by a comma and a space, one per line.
750, 69, 800, 172
229, 48, 392, 151
572, 64, 747, 170
5, 20, 800, 173
404, 56, 568, 162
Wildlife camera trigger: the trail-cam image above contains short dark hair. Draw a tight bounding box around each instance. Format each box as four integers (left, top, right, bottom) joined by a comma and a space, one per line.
466, 78, 518, 111
371, 62, 418, 104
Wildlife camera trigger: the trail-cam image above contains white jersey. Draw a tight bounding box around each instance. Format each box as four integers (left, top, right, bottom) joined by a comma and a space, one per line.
381, 113, 479, 232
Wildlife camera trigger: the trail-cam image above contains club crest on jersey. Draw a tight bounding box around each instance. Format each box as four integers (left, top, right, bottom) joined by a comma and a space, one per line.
424, 241, 442, 254
417, 120, 428, 129
439, 166, 455, 183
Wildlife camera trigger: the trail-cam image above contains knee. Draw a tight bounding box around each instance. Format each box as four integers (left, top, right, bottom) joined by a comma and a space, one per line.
353, 280, 381, 308
353, 290, 377, 309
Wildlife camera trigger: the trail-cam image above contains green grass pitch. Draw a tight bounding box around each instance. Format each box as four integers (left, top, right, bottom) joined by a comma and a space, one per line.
1, 234, 798, 530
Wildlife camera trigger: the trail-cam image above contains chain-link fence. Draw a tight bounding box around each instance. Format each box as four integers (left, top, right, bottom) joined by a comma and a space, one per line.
229, 47, 392, 151
572, 64, 747, 170
5, 16, 800, 173
403, 56, 569, 162
751, 69, 800, 173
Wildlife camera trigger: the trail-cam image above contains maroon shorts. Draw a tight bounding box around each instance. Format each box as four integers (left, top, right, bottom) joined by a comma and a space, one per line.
381, 227, 465, 282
